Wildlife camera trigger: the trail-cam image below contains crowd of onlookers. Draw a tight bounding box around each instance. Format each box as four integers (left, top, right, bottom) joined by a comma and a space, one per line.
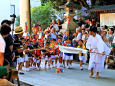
0, 18, 115, 85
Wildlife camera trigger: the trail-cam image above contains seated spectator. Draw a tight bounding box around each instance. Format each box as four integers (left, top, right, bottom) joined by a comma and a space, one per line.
57, 19, 62, 31
73, 28, 82, 46
0, 66, 16, 86
106, 27, 114, 47
51, 19, 59, 32
101, 25, 108, 31
50, 28, 57, 40
105, 46, 115, 69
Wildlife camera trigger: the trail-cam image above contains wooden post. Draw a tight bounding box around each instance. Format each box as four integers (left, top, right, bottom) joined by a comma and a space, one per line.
20, 0, 31, 34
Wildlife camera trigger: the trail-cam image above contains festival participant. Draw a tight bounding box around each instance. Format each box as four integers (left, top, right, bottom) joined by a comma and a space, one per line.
38, 26, 43, 39
57, 36, 63, 67
81, 29, 87, 44
54, 40, 59, 68
63, 38, 73, 69
25, 39, 34, 71
63, 31, 70, 42
13, 26, 27, 75
77, 40, 86, 70
32, 43, 41, 70
44, 29, 50, 40
49, 38, 57, 68
86, 26, 111, 78
17, 37, 25, 74
32, 24, 39, 35
43, 41, 50, 69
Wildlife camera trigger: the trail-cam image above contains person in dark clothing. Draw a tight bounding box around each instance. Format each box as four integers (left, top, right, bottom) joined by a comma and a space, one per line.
1, 20, 13, 67
13, 26, 24, 75
0, 25, 11, 66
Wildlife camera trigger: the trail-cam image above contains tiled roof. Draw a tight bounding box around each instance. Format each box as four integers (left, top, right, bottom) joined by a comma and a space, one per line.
86, 5, 115, 13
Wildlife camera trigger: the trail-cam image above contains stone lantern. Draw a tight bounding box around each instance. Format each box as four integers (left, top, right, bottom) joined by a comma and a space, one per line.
59, 0, 81, 33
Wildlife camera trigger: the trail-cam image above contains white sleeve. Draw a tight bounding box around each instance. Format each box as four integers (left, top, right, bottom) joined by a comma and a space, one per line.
96, 35, 110, 55
76, 33, 81, 40
86, 36, 92, 49
0, 39, 6, 53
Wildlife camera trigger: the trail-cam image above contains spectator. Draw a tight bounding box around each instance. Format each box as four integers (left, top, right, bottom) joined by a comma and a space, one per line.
0, 25, 11, 66
101, 25, 108, 31
74, 28, 82, 42
81, 29, 87, 44
1, 20, 14, 67
50, 28, 57, 40
13, 26, 24, 68
0, 66, 16, 86
106, 27, 114, 47
51, 19, 59, 32
57, 19, 62, 31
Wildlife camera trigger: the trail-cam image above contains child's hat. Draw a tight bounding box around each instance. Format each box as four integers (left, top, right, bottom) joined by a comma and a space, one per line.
0, 66, 7, 77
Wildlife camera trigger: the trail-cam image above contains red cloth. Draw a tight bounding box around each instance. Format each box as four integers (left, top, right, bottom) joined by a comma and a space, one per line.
33, 50, 41, 56
33, 39, 37, 43
38, 39, 44, 47
63, 43, 67, 46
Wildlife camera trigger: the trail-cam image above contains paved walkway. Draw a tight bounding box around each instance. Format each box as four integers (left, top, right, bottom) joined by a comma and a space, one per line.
19, 62, 115, 86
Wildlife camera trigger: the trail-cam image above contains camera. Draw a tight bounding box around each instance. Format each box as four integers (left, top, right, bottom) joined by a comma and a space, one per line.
10, 14, 16, 19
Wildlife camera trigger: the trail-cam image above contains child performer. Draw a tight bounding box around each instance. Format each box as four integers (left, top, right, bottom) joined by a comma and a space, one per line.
57, 36, 63, 67
49, 39, 57, 68
42, 41, 50, 69
63, 38, 73, 69
24, 45, 33, 71
33, 43, 41, 70
77, 40, 86, 70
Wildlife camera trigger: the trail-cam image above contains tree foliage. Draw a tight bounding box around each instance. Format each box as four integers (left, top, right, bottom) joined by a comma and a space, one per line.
41, 0, 115, 9
31, 1, 56, 29
15, 16, 20, 26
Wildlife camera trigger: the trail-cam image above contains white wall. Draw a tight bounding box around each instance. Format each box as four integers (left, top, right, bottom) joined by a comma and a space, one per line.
100, 13, 115, 26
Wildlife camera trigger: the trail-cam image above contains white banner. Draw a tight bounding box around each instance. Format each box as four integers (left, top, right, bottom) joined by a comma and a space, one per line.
57, 45, 88, 54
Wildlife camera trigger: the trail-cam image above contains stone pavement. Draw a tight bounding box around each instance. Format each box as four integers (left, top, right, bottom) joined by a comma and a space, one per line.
19, 62, 115, 86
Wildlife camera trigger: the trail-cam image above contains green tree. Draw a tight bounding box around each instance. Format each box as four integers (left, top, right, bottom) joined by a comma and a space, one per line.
41, 0, 115, 9
15, 16, 20, 26
31, 1, 56, 29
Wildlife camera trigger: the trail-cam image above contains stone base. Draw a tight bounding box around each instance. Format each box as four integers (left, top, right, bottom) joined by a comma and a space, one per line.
60, 20, 77, 34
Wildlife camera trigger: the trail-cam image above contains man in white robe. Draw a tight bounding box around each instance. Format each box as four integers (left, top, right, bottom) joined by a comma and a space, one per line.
86, 26, 110, 78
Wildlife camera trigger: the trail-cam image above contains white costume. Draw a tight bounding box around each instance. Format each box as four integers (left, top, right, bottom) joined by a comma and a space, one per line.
86, 34, 111, 72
